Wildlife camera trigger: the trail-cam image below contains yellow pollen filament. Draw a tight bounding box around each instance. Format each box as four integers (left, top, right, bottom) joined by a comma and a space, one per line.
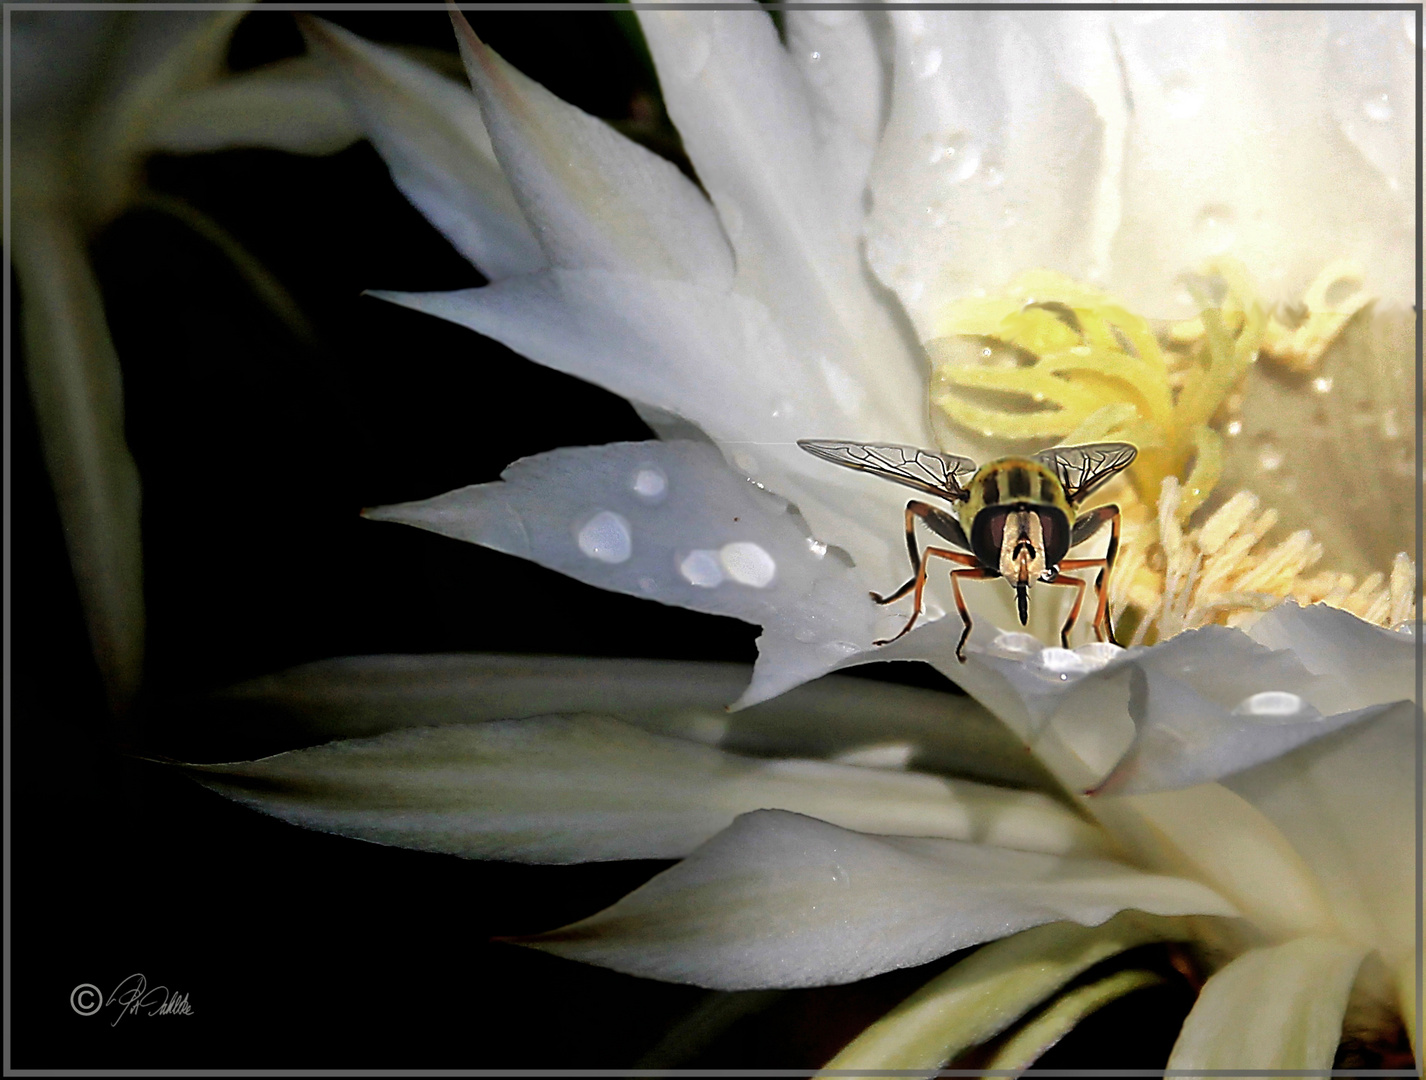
927, 262, 1410, 643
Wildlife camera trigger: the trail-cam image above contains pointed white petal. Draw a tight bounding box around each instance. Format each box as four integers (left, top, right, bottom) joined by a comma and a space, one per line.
365, 440, 881, 703
450, 11, 731, 284
867, 11, 1113, 339
784, 6, 885, 239
828, 913, 1173, 1069
299, 19, 543, 280
14, 209, 143, 714
524, 809, 1236, 989
1093, 784, 1336, 942
189, 714, 1107, 863
1167, 936, 1367, 1071
214, 654, 1058, 793
984, 968, 1163, 1072
372, 272, 924, 593
1224, 701, 1415, 965
636, 6, 931, 447
141, 55, 364, 157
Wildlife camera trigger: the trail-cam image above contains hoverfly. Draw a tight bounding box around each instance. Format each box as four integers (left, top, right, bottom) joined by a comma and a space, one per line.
797, 439, 1137, 661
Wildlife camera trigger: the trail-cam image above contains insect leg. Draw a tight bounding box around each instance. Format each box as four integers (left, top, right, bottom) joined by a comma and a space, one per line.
1041, 571, 1089, 648
873, 546, 976, 645
1064, 504, 1121, 643
949, 566, 998, 662
872, 501, 971, 604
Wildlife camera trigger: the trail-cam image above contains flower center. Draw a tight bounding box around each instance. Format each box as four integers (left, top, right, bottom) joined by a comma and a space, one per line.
925, 264, 1416, 644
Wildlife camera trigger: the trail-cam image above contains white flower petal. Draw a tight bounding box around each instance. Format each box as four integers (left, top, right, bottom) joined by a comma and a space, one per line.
141, 55, 364, 157
1109, 10, 1411, 312
189, 714, 1107, 863
784, 6, 885, 241
1224, 701, 1415, 965
866, 11, 1412, 322
449, 11, 732, 285
212, 654, 1059, 793
827, 913, 1172, 1069
1094, 785, 1337, 942
523, 809, 1236, 989
636, 6, 931, 445
14, 208, 144, 714
372, 271, 920, 592
300, 18, 543, 280
1167, 936, 1367, 1071
1247, 601, 1414, 710
868, 11, 1112, 339
365, 439, 880, 703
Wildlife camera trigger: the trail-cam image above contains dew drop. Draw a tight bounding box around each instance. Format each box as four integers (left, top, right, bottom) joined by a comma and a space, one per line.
808, 50, 822, 62
1038, 647, 1091, 678
830, 864, 850, 886
1225, 419, 1243, 436
806, 537, 828, 559
1362, 90, 1393, 123
576, 511, 632, 564
1256, 438, 1284, 472
914, 46, 942, 80
720, 542, 777, 588
1312, 375, 1334, 394
631, 466, 668, 502
991, 630, 1042, 656
1075, 641, 1124, 671
1232, 690, 1309, 718
1194, 204, 1237, 255
1163, 72, 1205, 118
929, 133, 980, 182
679, 549, 724, 587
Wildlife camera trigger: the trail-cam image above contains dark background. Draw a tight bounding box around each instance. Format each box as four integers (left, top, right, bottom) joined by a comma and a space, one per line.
11, 5, 1198, 1069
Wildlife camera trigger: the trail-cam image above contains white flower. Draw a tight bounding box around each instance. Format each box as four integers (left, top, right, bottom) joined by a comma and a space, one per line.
11, 4, 365, 711
187, 7, 1416, 1072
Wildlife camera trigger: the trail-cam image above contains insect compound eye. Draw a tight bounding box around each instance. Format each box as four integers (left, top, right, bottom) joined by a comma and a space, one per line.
1037, 508, 1070, 568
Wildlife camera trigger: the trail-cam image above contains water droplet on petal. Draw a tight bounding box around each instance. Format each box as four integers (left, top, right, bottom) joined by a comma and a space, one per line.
1075, 642, 1124, 670
733, 451, 759, 475
679, 549, 724, 588
576, 511, 632, 563
1392, 620, 1420, 636
1362, 90, 1393, 123
1233, 690, 1309, 717
1226, 419, 1243, 437
794, 627, 819, 643
808, 49, 822, 62
720, 542, 777, 588
631, 466, 667, 502
1194, 204, 1237, 255
830, 864, 850, 886
806, 537, 828, 559
1312, 375, 1334, 394
1256, 438, 1284, 472
914, 46, 942, 79
1163, 72, 1204, 118
1038, 647, 1091, 679
990, 631, 1042, 657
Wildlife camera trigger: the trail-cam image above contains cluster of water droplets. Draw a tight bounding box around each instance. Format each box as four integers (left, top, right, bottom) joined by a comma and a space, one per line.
572, 465, 783, 593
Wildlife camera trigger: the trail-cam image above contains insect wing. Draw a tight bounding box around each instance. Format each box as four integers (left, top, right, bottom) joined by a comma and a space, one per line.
1035, 442, 1137, 505
797, 439, 976, 502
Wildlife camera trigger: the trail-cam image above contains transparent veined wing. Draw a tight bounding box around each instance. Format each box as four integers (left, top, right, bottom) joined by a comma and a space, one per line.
797, 439, 977, 502
1034, 443, 1137, 505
